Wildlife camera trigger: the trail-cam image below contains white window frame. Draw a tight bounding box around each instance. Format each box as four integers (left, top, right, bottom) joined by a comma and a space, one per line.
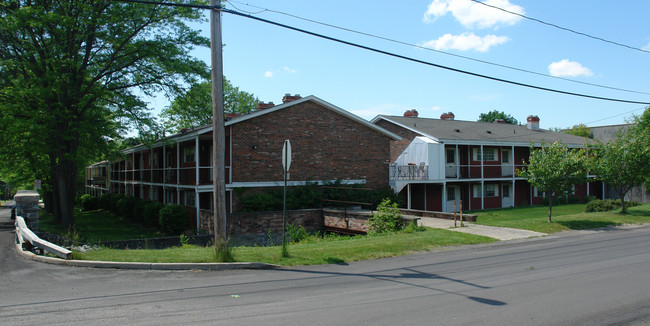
185, 192, 196, 207
184, 147, 195, 163
473, 148, 497, 161
446, 186, 456, 201
485, 184, 499, 197
501, 150, 510, 164
502, 184, 510, 198
473, 185, 482, 198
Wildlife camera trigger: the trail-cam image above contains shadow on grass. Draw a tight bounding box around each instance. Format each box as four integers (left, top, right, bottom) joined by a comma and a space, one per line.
557, 220, 617, 230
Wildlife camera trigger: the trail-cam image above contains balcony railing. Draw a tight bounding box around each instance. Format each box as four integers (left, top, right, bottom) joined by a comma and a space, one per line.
390, 164, 429, 180
109, 166, 230, 185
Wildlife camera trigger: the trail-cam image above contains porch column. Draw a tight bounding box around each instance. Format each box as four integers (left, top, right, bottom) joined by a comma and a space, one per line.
442, 182, 447, 212
176, 143, 180, 204
480, 145, 484, 210
407, 184, 412, 210
196, 188, 200, 234
195, 136, 200, 186
512, 145, 515, 207
455, 144, 460, 178
163, 146, 167, 203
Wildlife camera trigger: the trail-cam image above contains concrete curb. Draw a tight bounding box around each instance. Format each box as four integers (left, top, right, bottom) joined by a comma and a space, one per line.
15, 243, 279, 271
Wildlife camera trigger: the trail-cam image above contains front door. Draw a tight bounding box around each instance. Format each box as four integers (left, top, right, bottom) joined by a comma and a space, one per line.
501, 183, 514, 208
445, 185, 460, 213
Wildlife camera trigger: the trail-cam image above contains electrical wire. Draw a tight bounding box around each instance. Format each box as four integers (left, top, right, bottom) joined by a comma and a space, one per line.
469, 0, 650, 55
220, 8, 650, 106
226, 0, 650, 96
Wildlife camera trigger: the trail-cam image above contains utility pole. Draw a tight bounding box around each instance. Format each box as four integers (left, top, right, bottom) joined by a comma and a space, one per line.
210, 0, 228, 258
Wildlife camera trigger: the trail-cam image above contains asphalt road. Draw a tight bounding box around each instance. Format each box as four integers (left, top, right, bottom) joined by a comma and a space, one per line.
1, 204, 650, 325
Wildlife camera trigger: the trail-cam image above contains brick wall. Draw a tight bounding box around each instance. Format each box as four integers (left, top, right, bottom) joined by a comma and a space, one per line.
199, 209, 323, 235
373, 119, 421, 163
231, 100, 393, 189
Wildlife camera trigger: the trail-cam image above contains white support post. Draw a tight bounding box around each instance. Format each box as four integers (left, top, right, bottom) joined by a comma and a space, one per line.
177, 144, 180, 204
195, 136, 200, 186
407, 184, 412, 210
442, 182, 446, 212
480, 145, 484, 210
196, 188, 200, 234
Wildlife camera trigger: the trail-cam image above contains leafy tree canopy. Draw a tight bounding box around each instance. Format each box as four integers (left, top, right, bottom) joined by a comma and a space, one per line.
478, 110, 518, 124
0, 0, 209, 228
160, 78, 257, 133
563, 124, 592, 138
517, 141, 588, 222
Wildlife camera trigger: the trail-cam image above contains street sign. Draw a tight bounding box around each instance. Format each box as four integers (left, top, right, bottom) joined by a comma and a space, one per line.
282, 139, 292, 172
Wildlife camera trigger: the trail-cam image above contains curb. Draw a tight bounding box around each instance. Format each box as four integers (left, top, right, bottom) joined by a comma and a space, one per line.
15, 243, 279, 271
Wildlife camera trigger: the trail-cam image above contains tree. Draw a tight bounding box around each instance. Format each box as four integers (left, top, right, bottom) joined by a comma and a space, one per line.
478, 110, 518, 124
160, 78, 257, 132
0, 1, 208, 229
563, 124, 592, 138
589, 107, 650, 213
517, 141, 588, 222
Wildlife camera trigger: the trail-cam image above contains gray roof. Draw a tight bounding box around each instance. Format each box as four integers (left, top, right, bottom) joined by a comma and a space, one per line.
374, 115, 591, 147
589, 123, 633, 143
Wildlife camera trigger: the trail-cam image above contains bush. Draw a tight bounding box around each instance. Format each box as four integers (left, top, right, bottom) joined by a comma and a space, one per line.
159, 204, 189, 235
286, 223, 309, 243
132, 199, 149, 224
583, 199, 639, 212
108, 193, 126, 214
99, 193, 113, 210
143, 201, 164, 228
368, 198, 402, 234
116, 196, 138, 220
79, 194, 99, 211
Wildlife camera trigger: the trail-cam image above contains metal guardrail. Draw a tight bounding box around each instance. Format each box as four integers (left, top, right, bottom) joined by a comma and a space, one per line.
15, 216, 71, 259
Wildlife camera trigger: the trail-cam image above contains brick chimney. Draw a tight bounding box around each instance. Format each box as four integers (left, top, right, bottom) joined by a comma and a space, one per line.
527, 115, 540, 130
493, 119, 506, 123
282, 93, 302, 103
225, 112, 241, 121
403, 109, 418, 118
440, 112, 455, 120
257, 101, 275, 110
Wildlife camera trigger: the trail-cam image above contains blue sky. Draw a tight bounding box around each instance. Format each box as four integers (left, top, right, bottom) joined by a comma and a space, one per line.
158, 0, 650, 130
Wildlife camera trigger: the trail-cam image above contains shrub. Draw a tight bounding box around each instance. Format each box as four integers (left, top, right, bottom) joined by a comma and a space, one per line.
159, 204, 189, 235
99, 193, 112, 210
585, 199, 619, 212
108, 193, 126, 214
368, 198, 402, 234
79, 194, 99, 211
132, 199, 150, 224
286, 223, 309, 243
116, 196, 138, 220
143, 201, 164, 228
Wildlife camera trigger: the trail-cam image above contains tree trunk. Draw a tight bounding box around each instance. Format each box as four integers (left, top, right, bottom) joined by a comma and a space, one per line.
547, 195, 553, 223
619, 192, 627, 214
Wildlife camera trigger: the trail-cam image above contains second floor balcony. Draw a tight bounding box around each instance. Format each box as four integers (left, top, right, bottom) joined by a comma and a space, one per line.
390, 163, 523, 181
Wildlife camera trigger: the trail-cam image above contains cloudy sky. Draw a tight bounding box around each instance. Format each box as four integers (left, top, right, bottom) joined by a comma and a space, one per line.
175, 0, 650, 129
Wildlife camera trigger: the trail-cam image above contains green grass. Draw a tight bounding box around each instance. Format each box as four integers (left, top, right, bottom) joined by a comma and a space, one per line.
73, 229, 497, 266
475, 203, 650, 233
39, 208, 162, 243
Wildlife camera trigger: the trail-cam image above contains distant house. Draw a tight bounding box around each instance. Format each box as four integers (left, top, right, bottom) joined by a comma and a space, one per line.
372, 110, 601, 212
86, 95, 400, 233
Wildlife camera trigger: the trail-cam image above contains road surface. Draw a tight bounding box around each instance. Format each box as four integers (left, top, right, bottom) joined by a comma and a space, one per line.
1, 204, 649, 325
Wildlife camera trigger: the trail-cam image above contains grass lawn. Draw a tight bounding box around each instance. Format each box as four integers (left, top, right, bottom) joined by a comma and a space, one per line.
73, 229, 497, 266
474, 203, 650, 233
39, 208, 162, 243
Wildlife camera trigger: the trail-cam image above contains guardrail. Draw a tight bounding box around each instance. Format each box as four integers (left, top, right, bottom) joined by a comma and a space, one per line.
15, 216, 72, 259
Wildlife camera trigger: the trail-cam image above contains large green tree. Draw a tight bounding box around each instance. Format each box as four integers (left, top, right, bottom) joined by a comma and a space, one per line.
563, 124, 592, 138
517, 141, 588, 222
0, 0, 209, 229
589, 107, 650, 212
160, 78, 256, 132
478, 110, 518, 124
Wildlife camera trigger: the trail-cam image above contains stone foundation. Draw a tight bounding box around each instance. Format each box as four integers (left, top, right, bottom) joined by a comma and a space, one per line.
14, 190, 40, 231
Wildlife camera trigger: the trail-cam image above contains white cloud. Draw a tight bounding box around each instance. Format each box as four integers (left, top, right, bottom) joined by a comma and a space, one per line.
283, 66, 297, 73
264, 71, 273, 78
423, 0, 524, 29
548, 59, 593, 77
421, 33, 509, 52
643, 42, 650, 51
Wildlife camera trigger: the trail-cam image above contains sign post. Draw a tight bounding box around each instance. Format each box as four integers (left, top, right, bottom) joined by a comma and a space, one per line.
281, 139, 292, 257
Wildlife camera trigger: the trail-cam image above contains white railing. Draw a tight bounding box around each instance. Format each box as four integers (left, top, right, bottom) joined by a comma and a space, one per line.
15, 216, 71, 259
390, 164, 429, 180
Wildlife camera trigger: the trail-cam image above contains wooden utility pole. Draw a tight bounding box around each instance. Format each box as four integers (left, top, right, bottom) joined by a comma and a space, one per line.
210, 1, 227, 254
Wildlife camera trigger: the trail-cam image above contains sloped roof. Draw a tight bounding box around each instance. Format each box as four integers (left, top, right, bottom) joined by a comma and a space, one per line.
589, 123, 633, 143
373, 115, 591, 147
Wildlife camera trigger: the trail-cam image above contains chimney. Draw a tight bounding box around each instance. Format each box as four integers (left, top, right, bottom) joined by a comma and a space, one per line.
225, 112, 242, 121
440, 112, 455, 120
403, 109, 419, 118
527, 115, 540, 130
493, 119, 506, 124
257, 101, 275, 110
282, 93, 302, 103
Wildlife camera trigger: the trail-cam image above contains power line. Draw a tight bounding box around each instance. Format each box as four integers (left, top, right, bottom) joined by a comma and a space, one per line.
226, 0, 650, 96
469, 0, 650, 55
110, 0, 650, 106
220, 8, 650, 106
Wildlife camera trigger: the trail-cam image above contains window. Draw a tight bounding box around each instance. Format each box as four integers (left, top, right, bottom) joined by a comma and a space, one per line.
473, 185, 482, 198
533, 187, 544, 198
473, 148, 497, 161
502, 184, 510, 198
185, 192, 196, 207
184, 147, 195, 163
447, 186, 456, 201
446, 148, 456, 164
485, 184, 498, 197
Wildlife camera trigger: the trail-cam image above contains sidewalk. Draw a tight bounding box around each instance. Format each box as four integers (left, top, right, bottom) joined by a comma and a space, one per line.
418, 216, 547, 240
